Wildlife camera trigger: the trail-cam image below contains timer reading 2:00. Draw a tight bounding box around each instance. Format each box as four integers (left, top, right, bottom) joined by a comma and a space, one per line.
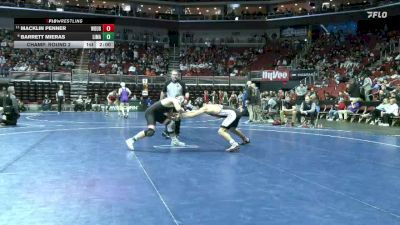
99, 42, 112, 47
98, 41, 114, 48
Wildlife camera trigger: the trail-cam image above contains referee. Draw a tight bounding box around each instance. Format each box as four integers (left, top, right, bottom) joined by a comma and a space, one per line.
160, 71, 189, 138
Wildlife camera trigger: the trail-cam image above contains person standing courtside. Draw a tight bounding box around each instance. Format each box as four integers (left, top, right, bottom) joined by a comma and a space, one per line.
251, 83, 261, 122
160, 72, 189, 138
295, 82, 307, 106
244, 81, 254, 123
56, 85, 64, 114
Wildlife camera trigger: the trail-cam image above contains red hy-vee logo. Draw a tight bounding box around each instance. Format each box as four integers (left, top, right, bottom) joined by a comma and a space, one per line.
262, 70, 289, 81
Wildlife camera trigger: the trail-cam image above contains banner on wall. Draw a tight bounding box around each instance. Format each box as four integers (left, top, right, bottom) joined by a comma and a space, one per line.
290, 69, 317, 78
280, 26, 308, 37
262, 70, 289, 81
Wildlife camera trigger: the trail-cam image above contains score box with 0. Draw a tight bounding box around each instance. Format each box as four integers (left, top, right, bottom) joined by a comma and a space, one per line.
102, 32, 115, 41
102, 24, 114, 32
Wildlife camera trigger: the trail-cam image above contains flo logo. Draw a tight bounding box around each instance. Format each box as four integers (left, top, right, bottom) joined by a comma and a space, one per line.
367, 11, 388, 18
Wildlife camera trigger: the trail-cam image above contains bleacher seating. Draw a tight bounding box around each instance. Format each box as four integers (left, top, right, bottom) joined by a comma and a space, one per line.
13, 81, 71, 104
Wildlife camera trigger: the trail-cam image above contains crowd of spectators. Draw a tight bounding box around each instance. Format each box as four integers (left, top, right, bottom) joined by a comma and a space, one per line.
286, 28, 400, 127
299, 29, 400, 85
179, 45, 261, 76
1, 27, 266, 77
181, 33, 265, 45
0, 28, 170, 77
88, 43, 169, 76
235, 78, 399, 127
0, 30, 80, 77
197, 33, 400, 128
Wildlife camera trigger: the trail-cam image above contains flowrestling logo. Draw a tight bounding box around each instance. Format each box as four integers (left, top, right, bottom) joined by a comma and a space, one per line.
262, 70, 289, 81
367, 11, 388, 19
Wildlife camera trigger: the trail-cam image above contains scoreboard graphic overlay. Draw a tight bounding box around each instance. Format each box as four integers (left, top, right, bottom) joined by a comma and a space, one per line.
14, 18, 115, 49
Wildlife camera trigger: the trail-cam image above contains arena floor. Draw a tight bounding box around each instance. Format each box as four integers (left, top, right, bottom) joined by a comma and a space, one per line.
1, 112, 400, 225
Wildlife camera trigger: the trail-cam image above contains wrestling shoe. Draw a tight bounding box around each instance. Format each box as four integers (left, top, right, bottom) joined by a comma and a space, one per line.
240, 138, 250, 145
171, 139, 186, 147
125, 138, 135, 151
226, 142, 240, 152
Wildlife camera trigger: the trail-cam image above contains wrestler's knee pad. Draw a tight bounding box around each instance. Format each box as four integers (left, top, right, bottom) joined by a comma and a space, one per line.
144, 128, 155, 137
